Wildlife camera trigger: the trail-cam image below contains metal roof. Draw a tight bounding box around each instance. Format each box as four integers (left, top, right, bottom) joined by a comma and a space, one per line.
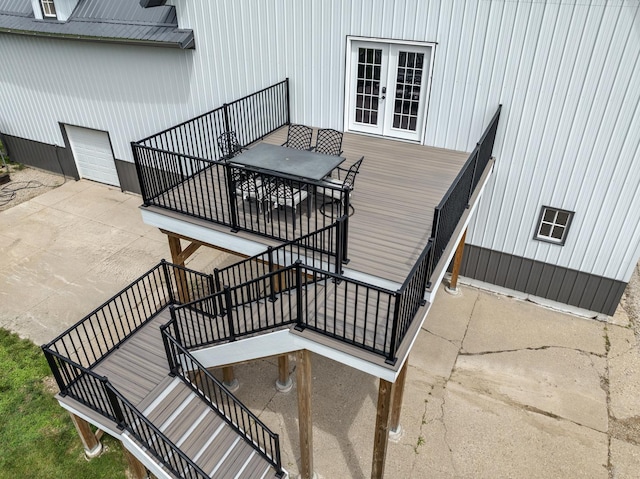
0, 0, 194, 49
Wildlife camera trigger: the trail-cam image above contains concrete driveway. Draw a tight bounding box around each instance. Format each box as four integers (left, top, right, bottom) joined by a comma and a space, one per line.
1, 179, 639, 478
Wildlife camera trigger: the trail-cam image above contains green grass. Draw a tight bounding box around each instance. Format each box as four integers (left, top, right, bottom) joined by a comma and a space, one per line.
0, 329, 128, 479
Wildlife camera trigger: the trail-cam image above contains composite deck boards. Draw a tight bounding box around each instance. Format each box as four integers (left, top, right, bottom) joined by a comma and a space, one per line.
150, 127, 469, 284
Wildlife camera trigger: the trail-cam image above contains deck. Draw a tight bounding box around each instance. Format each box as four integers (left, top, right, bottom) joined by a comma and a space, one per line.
61, 313, 280, 479
146, 128, 468, 285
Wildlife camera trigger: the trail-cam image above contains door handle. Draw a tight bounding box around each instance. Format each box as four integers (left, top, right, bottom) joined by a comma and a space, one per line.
381, 86, 386, 100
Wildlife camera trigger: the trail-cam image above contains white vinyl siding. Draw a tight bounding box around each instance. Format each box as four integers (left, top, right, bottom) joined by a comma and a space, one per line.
0, 0, 639, 283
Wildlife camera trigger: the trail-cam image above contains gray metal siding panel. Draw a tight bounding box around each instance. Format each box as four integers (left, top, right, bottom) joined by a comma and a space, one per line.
114, 159, 141, 195
1, 133, 78, 178
461, 244, 626, 315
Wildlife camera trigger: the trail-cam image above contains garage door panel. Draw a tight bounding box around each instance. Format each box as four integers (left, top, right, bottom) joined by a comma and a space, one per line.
66, 125, 120, 186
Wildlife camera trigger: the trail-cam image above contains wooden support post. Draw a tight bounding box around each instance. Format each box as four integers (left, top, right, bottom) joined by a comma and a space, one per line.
69, 412, 102, 458
276, 354, 293, 392
296, 350, 314, 479
448, 228, 467, 292
222, 366, 239, 392
371, 378, 396, 479
167, 235, 190, 303
389, 360, 409, 439
124, 447, 148, 479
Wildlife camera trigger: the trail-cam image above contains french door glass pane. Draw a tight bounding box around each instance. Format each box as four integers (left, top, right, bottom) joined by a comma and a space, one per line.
355, 47, 383, 126
392, 51, 424, 131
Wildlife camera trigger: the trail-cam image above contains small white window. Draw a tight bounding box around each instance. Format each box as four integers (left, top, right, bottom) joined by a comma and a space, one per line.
41, 0, 56, 18
535, 206, 573, 245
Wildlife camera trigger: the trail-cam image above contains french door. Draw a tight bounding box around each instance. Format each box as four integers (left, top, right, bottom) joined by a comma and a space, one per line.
346, 40, 433, 142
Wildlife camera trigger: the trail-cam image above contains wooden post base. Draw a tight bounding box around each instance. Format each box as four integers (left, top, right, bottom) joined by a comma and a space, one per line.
69, 413, 102, 458
222, 366, 239, 392
276, 354, 293, 392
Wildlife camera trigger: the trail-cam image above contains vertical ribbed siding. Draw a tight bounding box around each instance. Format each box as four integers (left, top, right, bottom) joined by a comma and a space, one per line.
1, 0, 640, 284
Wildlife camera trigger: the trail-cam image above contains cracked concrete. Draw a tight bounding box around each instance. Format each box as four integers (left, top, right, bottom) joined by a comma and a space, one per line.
2, 180, 640, 478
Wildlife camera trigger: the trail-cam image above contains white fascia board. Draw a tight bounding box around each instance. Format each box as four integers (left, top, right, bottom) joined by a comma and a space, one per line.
190, 328, 409, 383
140, 207, 269, 258
56, 400, 123, 439
121, 433, 175, 479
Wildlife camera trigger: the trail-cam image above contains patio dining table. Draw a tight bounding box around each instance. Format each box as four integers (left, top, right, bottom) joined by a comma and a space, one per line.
230, 143, 345, 181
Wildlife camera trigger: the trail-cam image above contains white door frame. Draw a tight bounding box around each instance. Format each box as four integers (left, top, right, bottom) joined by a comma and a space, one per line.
344, 36, 436, 144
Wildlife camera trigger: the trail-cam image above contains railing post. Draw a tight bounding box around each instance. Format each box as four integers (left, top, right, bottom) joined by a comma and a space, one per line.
161, 259, 174, 304
274, 434, 285, 478
213, 268, 225, 316
385, 293, 402, 365
341, 191, 350, 264
285, 78, 291, 125
424, 238, 436, 290
163, 308, 178, 375
131, 142, 149, 206
294, 261, 305, 331
267, 246, 277, 302
467, 143, 480, 207
223, 286, 237, 341
103, 379, 125, 428
335, 218, 344, 275
225, 162, 239, 232
42, 349, 67, 393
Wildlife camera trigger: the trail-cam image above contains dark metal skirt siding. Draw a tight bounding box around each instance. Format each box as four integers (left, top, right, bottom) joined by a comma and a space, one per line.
1, 133, 79, 179
115, 159, 141, 194
459, 244, 626, 316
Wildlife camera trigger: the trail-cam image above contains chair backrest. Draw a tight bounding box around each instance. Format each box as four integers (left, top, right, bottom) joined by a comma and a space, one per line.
217, 131, 243, 159
342, 157, 364, 190
284, 124, 313, 150
315, 129, 343, 156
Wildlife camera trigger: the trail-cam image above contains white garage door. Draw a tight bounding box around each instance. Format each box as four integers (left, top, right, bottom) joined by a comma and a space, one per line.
66, 125, 120, 186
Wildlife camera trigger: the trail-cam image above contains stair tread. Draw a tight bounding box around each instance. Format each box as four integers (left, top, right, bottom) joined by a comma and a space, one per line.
196, 426, 240, 473
211, 438, 257, 477
146, 382, 193, 424
162, 395, 210, 438
178, 410, 224, 458
137, 375, 178, 412
236, 451, 275, 479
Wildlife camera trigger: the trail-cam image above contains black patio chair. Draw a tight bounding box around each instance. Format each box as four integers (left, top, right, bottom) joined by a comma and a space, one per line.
314, 129, 343, 156
282, 124, 313, 150
217, 131, 246, 160
318, 156, 363, 217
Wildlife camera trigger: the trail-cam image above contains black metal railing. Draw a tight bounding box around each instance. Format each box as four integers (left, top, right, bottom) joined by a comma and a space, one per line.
214, 216, 347, 294
42, 351, 210, 479
138, 79, 289, 158
170, 261, 400, 360
428, 105, 502, 283
42, 261, 211, 377
131, 78, 354, 248
161, 328, 284, 476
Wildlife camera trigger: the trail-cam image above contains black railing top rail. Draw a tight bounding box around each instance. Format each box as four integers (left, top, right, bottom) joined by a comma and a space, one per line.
161, 327, 283, 474
399, 238, 433, 294
108, 381, 211, 479
136, 79, 289, 146
478, 105, 502, 148
42, 348, 210, 479
42, 262, 164, 349
435, 105, 502, 211
215, 215, 348, 276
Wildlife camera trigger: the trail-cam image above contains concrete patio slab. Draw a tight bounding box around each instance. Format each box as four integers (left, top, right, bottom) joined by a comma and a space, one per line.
1, 178, 639, 478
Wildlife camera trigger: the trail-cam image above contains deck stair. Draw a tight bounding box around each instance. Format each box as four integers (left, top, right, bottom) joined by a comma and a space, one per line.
139, 378, 277, 479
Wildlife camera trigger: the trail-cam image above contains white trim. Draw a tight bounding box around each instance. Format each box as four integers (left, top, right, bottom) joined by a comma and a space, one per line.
121, 433, 175, 479
190, 327, 410, 383
140, 206, 270, 258
344, 36, 436, 144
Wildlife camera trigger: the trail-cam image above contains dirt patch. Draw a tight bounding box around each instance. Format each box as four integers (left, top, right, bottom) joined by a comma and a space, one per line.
42, 375, 59, 395
619, 263, 640, 350
610, 416, 640, 445
0, 164, 66, 212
